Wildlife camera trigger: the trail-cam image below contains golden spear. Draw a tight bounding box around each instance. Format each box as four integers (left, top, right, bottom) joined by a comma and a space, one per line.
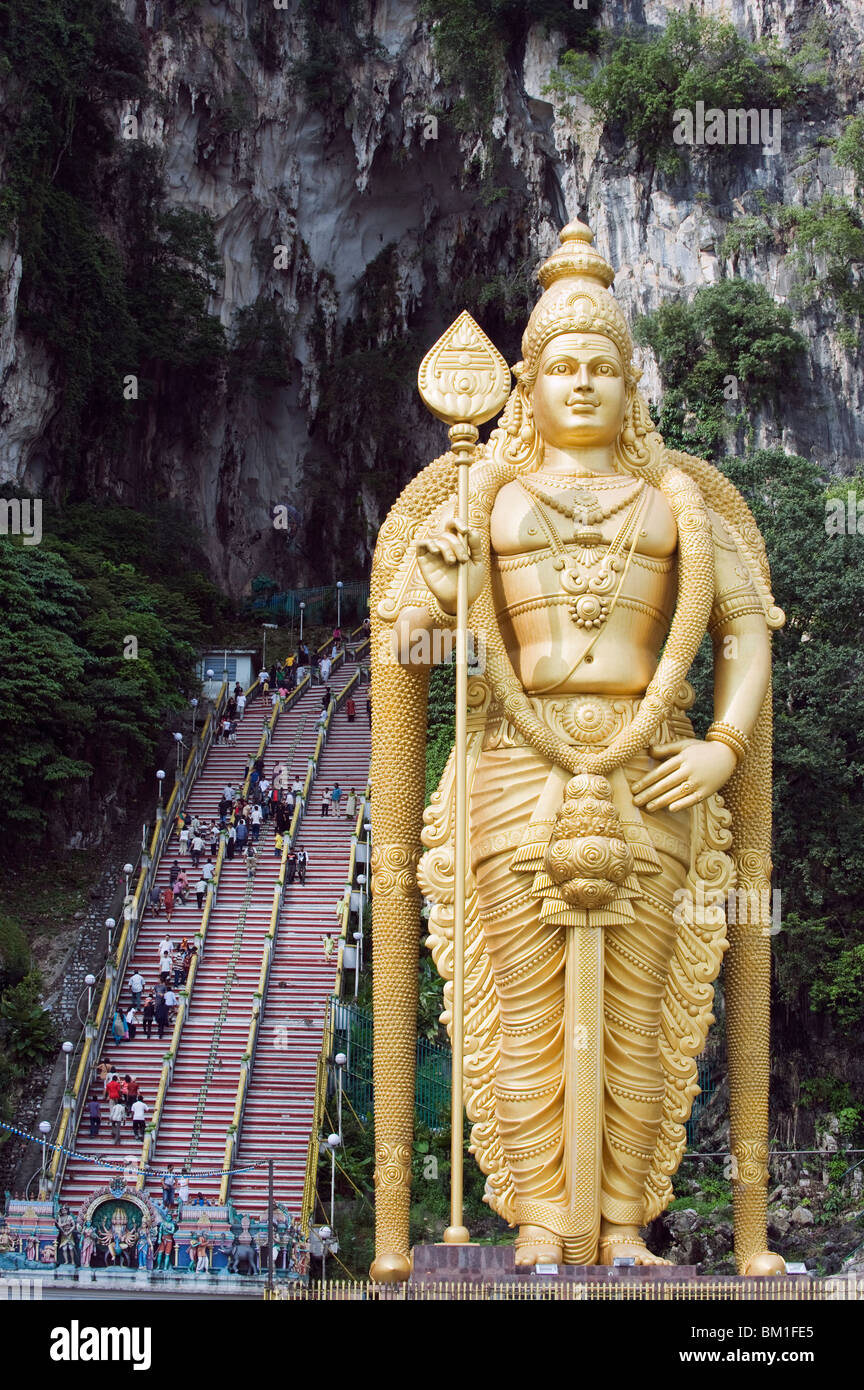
417, 312, 510, 1242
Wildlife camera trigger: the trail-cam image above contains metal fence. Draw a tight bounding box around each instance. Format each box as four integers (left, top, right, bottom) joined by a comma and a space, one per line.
252, 582, 370, 625
265, 1275, 862, 1301
332, 1004, 452, 1129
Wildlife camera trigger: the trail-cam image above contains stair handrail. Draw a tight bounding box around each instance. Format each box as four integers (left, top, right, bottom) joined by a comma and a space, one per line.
136, 694, 280, 1186
224, 665, 361, 1210
48, 682, 229, 1196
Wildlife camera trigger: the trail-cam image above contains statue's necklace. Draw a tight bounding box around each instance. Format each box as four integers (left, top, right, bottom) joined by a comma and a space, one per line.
518, 480, 648, 632
520, 472, 645, 529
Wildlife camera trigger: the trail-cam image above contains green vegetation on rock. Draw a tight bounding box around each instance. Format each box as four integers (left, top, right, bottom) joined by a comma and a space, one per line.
634, 279, 804, 457
546, 10, 826, 176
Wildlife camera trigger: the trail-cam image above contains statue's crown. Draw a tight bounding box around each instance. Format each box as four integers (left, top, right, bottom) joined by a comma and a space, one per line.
519, 221, 638, 385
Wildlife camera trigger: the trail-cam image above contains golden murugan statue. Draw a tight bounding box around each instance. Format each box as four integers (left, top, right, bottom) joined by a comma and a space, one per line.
369, 222, 786, 1279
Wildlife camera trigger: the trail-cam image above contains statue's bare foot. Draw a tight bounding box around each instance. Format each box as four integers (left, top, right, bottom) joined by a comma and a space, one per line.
597, 1231, 671, 1266
515, 1225, 564, 1267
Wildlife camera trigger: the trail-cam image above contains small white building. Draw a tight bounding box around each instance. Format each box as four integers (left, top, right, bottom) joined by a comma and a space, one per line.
198, 649, 257, 695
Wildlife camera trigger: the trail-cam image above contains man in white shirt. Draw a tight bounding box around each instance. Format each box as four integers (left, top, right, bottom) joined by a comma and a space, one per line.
319, 655, 332, 685
129, 971, 145, 1008
125, 1007, 138, 1040
297, 848, 309, 885
179, 826, 189, 855
158, 935, 174, 959
223, 784, 234, 800
131, 1097, 147, 1139
191, 834, 204, 867
237, 692, 247, 718
202, 859, 215, 883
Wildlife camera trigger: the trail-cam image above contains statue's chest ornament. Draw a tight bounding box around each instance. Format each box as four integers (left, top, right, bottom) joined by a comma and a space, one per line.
518, 476, 648, 631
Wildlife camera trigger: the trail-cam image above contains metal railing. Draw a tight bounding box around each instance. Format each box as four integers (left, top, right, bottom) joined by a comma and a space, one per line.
225, 664, 364, 1209
300, 779, 371, 1234
330, 1004, 451, 1130
47, 683, 229, 1197
137, 673, 316, 1185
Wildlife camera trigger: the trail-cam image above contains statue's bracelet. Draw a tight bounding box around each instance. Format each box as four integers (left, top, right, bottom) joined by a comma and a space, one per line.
705, 721, 750, 764
422, 590, 458, 630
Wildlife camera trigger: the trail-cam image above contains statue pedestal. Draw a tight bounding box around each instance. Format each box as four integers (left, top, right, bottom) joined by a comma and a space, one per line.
411, 1244, 699, 1285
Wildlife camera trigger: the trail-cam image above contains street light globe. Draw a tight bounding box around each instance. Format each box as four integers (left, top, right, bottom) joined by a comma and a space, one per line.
105, 918, 116, 931
206, 669, 214, 679
318, 1225, 332, 1240
190, 697, 198, 708
356, 874, 367, 886
353, 931, 362, 943
300, 602, 305, 610
38, 1121, 51, 1135
156, 770, 166, 780
327, 1133, 341, 1148
61, 1041, 74, 1055
334, 1053, 347, 1067
337, 580, 343, 588
173, 732, 183, 742
123, 863, 134, 875
85, 974, 96, 987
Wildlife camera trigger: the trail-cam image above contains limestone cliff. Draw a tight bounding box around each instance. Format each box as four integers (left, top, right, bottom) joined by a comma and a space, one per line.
0, 0, 861, 593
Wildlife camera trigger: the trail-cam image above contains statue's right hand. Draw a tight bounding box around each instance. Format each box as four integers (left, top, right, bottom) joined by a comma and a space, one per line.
415, 520, 484, 615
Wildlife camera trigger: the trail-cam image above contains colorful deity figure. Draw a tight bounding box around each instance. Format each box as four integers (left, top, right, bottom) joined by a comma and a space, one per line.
79, 1220, 97, 1268
155, 1215, 176, 1271
136, 1221, 153, 1271
370, 221, 787, 1278
55, 1206, 78, 1266
97, 1205, 135, 1265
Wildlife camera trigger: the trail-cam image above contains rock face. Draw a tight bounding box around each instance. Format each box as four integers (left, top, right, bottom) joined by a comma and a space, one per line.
1, 0, 862, 593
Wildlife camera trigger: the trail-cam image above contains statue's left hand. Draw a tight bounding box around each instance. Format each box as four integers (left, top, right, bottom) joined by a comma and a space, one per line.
632, 738, 737, 813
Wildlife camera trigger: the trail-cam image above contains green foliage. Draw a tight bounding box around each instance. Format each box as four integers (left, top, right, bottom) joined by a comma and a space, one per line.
425, 663, 455, 803
0, 915, 30, 993
289, 0, 386, 111
0, 0, 226, 458
230, 298, 295, 393
546, 10, 824, 176
0, 503, 229, 850
0, 972, 56, 1065
775, 195, 864, 326
722, 189, 864, 342
423, 0, 599, 133
715, 452, 864, 1034
834, 115, 864, 192
635, 279, 804, 457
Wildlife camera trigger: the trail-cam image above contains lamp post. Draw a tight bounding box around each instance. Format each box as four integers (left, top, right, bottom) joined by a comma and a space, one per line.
105, 917, 116, 954
299, 602, 305, 644
85, 974, 96, 1015
262, 622, 277, 671
61, 1040, 74, 1088
38, 1121, 51, 1196
353, 930, 362, 1000
190, 697, 199, 735
336, 580, 343, 630
326, 1133, 340, 1234
173, 732, 184, 770
334, 1053, 347, 1135
319, 1223, 332, 1284
156, 769, 166, 806
123, 862, 134, 897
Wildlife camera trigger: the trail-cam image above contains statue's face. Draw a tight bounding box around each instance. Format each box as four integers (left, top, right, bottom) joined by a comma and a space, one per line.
531, 333, 626, 449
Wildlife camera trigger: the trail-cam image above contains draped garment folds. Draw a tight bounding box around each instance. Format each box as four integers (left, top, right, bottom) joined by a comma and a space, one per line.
419, 683, 735, 1263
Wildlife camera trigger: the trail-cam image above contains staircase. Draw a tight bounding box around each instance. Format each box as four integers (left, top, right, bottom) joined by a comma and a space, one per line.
229, 663, 370, 1220
58, 694, 271, 1208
